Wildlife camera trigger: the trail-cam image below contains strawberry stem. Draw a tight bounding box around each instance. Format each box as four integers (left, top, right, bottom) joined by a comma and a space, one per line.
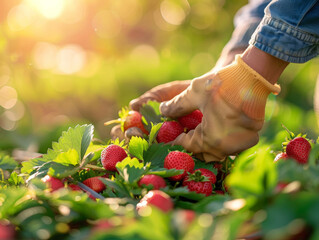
104, 119, 121, 126
281, 124, 295, 139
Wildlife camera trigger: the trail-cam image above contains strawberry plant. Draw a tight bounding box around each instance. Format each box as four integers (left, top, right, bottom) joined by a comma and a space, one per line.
2, 102, 319, 239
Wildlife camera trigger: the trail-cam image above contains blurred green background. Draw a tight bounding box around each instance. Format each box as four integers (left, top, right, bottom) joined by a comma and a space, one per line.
0, 0, 318, 154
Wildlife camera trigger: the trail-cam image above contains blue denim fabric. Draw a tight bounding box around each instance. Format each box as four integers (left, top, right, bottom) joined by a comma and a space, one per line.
224, 0, 319, 63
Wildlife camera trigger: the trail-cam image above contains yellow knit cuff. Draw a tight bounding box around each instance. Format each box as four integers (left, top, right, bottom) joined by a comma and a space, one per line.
217, 55, 281, 120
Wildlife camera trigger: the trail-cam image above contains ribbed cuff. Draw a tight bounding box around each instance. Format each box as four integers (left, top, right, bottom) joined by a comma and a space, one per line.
217, 55, 281, 120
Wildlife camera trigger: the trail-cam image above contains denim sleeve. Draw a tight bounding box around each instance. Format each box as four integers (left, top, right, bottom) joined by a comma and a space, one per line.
223, 0, 271, 53
250, 0, 319, 63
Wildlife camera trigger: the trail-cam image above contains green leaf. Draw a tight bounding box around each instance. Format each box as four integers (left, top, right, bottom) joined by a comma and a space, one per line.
99, 177, 131, 198
194, 195, 231, 213
21, 124, 94, 174
116, 157, 148, 184
148, 167, 184, 178
194, 158, 217, 175
226, 146, 277, 207
148, 122, 163, 145
163, 186, 206, 201
0, 153, 18, 171
128, 136, 149, 161
53, 149, 79, 166
7, 172, 25, 186
140, 101, 163, 132
81, 124, 95, 159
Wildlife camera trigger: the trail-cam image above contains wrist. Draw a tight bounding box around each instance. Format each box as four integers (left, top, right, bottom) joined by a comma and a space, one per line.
241, 45, 289, 84
217, 55, 281, 120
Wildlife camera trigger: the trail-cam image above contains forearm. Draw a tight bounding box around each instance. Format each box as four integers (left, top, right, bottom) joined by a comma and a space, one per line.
241, 46, 289, 84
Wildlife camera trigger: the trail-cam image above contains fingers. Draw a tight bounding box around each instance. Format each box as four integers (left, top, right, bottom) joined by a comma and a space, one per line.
160, 87, 199, 118
129, 80, 191, 111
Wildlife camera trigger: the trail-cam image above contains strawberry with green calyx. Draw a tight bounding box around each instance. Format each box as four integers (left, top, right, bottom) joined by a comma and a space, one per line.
194, 168, 216, 184
178, 110, 203, 131
281, 125, 312, 164
136, 190, 174, 213
82, 177, 106, 193
101, 144, 128, 171
156, 121, 184, 143
286, 137, 311, 164
164, 151, 195, 181
41, 175, 64, 192
182, 170, 213, 196
138, 174, 167, 190
104, 108, 148, 135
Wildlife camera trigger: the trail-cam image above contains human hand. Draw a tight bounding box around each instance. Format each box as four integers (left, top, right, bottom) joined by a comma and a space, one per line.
129, 80, 191, 111
160, 55, 281, 162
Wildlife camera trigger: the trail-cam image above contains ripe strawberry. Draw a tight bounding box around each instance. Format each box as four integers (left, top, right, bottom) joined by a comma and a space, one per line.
178, 110, 203, 131
164, 151, 195, 181
182, 170, 213, 196
274, 152, 288, 162
41, 175, 64, 192
101, 144, 128, 171
82, 177, 106, 193
69, 184, 83, 192
193, 168, 216, 184
136, 190, 173, 213
286, 137, 311, 164
138, 174, 167, 190
123, 110, 148, 135
157, 121, 184, 143
0, 222, 15, 240
214, 190, 225, 195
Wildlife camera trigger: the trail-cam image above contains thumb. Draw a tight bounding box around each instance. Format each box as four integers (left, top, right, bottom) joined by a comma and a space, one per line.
160, 85, 199, 118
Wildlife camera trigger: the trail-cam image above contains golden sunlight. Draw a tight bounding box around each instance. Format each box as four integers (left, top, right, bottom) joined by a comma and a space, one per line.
26, 0, 65, 19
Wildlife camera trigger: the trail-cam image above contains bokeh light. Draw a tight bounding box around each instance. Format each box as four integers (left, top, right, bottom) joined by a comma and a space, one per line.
92, 10, 122, 39
7, 3, 35, 31
56, 45, 87, 75
26, 0, 65, 20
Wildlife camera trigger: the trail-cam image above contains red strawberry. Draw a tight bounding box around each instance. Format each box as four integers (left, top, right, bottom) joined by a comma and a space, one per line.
156, 121, 184, 143
164, 151, 194, 181
178, 110, 203, 131
82, 177, 106, 193
182, 170, 213, 196
41, 175, 64, 192
193, 168, 216, 184
69, 184, 83, 192
214, 190, 225, 195
286, 137, 311, 164
136, 190, 173, 213
101, 145, 128, 171
138, 174, 167, 190
123, 110, 148, 135
274, 152, 288, 162
0, 222, 15, 240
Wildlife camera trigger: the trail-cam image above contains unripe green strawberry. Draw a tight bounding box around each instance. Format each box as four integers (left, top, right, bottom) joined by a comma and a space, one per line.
101, 145, 127, 171
157, 121, 184, 143
164, 151, 194, 181
178, 110, 203, 131
82, 177, 106, 193
123, 110, 148, 135
138, 174, 167, 190
286, 137, 311, 164
41, 175, 64, 192
182, 169, 213, 196
136, 190, 173, 213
